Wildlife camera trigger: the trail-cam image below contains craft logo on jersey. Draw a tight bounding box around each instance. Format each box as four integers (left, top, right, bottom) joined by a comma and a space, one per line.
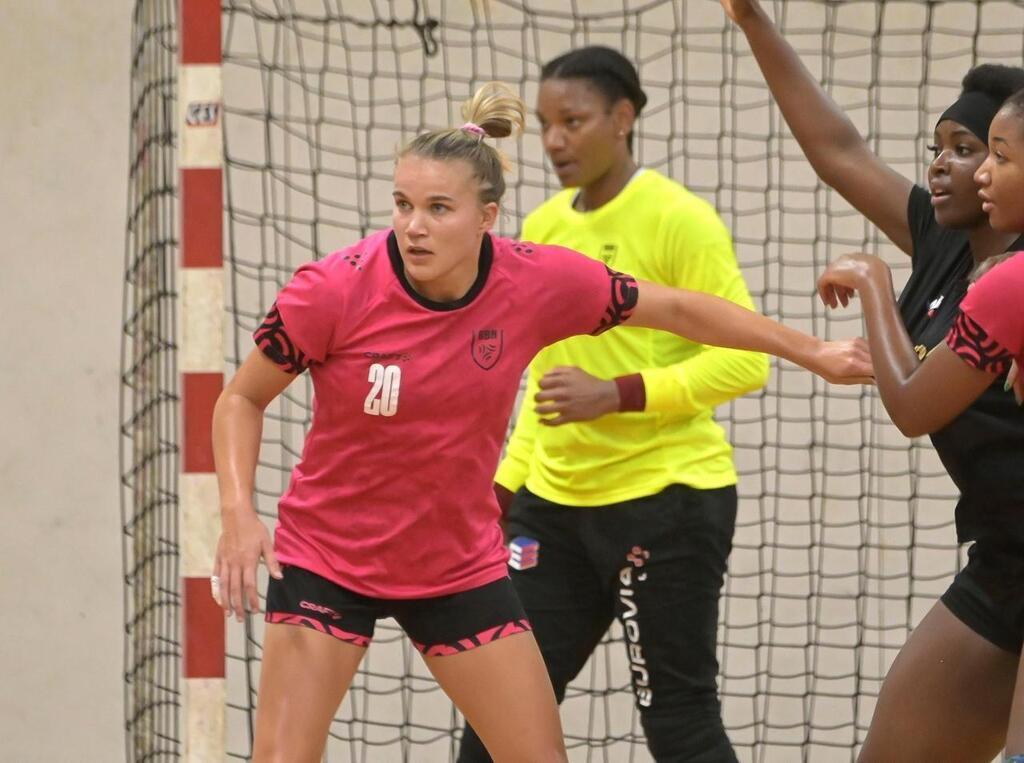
185, 101, 221, 126
471, 328, 503, 370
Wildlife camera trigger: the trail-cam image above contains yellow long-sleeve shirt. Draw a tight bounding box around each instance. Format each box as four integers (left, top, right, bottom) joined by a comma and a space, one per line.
495, 169, 769, 506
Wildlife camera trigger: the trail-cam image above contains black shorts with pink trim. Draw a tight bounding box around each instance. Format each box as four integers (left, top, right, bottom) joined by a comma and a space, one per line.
266, 565, 531, 656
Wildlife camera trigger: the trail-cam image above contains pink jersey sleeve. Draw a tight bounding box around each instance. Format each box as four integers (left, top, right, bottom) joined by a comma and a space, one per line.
530, 243, 639, 343
946, 253, 1024, 373
253, 257, 342, 372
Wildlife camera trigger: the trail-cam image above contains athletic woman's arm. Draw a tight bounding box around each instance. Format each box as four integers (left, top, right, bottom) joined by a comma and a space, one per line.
722, 0, 915, 254
817, 254, 997, 435
212, 349, 293, 621
628, 279, 873, 384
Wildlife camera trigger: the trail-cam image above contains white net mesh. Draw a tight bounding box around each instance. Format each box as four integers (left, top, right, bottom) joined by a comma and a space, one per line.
123, 1, 1024, 759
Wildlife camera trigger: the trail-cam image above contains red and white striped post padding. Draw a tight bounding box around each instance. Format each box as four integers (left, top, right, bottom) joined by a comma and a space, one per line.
179, 0, 225, 759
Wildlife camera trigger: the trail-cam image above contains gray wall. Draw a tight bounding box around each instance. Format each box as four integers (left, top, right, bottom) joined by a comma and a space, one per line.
0, 1, 130, 760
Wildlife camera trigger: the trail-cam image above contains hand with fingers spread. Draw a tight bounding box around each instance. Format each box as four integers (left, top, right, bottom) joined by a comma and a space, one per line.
817, 253, 890, 309
534, 366, 620, 426
213, 507, 283, 622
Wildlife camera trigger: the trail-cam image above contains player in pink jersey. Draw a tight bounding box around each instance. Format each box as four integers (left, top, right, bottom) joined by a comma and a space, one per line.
211, 81, 871, 762
817, 90, 1024, 762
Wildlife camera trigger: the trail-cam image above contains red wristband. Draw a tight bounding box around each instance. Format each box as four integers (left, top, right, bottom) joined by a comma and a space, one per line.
613, 373, 646, 412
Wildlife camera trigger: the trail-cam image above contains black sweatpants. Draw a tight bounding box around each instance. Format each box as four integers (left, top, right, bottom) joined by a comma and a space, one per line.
457, 483, 739, 762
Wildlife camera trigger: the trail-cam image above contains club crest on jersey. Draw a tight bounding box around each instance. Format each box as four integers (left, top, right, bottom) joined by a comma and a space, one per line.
471, 328, 503, 370
599, 243, 618, 266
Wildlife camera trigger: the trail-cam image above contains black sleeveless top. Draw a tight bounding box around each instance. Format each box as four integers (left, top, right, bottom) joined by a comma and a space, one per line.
898, 186, 1024, 543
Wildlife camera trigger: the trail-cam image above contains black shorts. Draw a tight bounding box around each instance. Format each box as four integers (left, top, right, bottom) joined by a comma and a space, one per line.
266, 565, 531, 656
941, 539, 1024, 654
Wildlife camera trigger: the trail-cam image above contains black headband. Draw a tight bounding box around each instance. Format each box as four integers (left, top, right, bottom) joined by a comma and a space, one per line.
937, 90, 1004, 144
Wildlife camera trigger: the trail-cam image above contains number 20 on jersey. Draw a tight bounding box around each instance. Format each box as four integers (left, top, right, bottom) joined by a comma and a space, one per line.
364, 363, 401, 417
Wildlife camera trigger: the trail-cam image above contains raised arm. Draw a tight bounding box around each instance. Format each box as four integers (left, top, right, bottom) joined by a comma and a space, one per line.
628, 279, 873, 384
722, 0, 915, 254
212, 348, 293, 620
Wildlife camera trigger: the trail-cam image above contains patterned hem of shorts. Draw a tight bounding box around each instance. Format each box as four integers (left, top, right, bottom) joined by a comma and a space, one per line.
413, 618, 533, 657
266, 612, 372, 647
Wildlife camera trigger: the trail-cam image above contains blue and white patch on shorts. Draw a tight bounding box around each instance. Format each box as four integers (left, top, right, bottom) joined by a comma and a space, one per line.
508, 536, 539, 571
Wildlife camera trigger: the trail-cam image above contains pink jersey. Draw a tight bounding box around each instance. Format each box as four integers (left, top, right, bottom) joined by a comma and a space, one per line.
254, 229, 638, 598
947, 252, 1024, 373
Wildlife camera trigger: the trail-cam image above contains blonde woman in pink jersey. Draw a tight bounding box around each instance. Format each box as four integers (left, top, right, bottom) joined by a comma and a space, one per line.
210, 81, 872, 763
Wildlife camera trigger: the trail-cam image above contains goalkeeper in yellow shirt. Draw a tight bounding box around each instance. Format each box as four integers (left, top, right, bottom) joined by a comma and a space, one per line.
458, 47, 767, 762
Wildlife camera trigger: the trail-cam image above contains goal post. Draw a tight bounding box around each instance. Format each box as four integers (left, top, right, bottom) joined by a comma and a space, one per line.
122, 1, 1023, 759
